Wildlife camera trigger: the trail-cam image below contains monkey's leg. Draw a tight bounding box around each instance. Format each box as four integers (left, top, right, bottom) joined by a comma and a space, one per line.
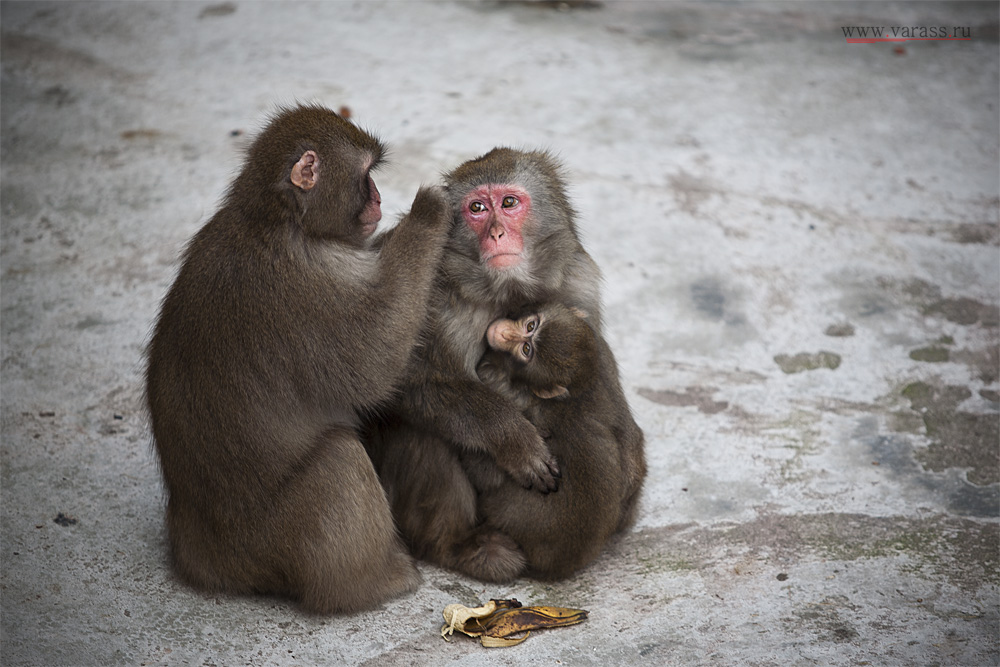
373, 424, 526, 582
166, 496, 266, 595
275, 427, 421, 614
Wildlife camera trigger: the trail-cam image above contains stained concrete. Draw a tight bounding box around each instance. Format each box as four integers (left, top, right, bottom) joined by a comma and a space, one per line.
1, 1, 998, 665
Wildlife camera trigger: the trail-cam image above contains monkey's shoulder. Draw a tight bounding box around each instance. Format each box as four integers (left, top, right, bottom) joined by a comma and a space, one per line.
163, 222, 381, 359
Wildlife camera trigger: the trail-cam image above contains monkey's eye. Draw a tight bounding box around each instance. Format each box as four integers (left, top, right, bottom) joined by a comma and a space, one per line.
525, 319, 536, 334
469, 201, 487, 213
521, 342, 533, 359
501, 196, 518, 208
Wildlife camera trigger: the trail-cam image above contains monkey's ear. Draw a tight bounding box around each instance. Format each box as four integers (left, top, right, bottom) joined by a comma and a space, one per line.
533, 385, 569, 400
290, 150, 319, 191
570, 307, 589, 320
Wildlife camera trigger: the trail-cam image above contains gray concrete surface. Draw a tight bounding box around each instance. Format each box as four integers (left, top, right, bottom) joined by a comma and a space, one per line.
2, 1, 998, 665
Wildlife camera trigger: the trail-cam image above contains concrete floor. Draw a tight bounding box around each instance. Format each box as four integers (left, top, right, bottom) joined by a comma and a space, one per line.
1, 1, 998, 665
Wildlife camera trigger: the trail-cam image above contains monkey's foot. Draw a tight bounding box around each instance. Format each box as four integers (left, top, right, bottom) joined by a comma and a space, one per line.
453, 531, 526, 583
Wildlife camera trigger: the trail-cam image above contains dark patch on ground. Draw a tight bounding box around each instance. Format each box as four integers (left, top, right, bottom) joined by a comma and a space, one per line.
637, 386, 728, 414
888, 410, 925, 434
0, 182, 42, 222
631, 512, 999, 591
499, 0, 603, 10
824, 323, 855, 337
690, 277, 730, 320
0, 32, 132, 82
75, 315, 114, 330
198, 3, 236, 18
774, 351, 841, 374
42, 85, 75, 107
951, 346, 1000, 384
910, 346, 949, 362
902, 382, 999, 486
909, 335, 998, 385
842, 277, 999, 329
685, 277, 756, 342
668, 169, 715, 215
923, 297, 1000, 327
898, 278, 943, 302
950, 222, 1000, 245
120, 129, 162, 141
787, 595, 859, 643
837, 276, 998, 382
943, 481, 1000, 519
864, 433, 997, 518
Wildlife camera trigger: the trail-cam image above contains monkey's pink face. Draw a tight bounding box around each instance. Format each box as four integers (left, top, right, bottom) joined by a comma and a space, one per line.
461, 184, 531, 269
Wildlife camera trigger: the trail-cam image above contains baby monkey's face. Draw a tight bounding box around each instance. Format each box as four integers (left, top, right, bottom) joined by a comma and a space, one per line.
483, 304, 593, 398
485, 311, 543, 364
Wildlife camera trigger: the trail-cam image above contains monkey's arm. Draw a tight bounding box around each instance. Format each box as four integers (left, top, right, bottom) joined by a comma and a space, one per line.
316, 187, 448, 411
372, 186, 449, 314
474, 356, 529, 411
397, 376, 559, 493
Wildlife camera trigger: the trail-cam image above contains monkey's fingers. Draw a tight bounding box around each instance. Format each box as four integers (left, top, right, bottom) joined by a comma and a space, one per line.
519, 462, 559, 494
408, 185, 449, 227
535, 454, 562, 493
505, 454, 557, 493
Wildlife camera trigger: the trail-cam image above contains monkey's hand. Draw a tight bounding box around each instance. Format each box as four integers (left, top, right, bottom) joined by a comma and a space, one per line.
406, 185, 449, 229
495, 422, 561, 494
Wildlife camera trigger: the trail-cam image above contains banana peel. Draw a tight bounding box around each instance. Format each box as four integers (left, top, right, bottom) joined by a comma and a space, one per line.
441, 598, 588, 648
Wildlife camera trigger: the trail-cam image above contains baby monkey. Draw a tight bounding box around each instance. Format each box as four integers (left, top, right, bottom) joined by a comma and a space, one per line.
470, 303, 646, 579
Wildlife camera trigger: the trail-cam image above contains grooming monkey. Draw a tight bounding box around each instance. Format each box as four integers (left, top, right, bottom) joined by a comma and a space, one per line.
146, 105, 449, 613
471, 303, 646, 578
368, 148, 638, 581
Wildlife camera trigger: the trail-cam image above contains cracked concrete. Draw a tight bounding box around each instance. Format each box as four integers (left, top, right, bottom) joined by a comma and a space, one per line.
2, 1, 998, 665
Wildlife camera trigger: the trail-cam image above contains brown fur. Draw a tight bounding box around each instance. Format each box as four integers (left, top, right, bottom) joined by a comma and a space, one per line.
472, 304, 647, 578
366, 149, 616, 581
145, 105, 449, 613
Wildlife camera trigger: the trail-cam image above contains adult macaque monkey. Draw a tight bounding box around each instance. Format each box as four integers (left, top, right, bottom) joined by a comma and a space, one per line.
472, 303, 646, 578
146, 105, 450, 613
368, 148, 606, 581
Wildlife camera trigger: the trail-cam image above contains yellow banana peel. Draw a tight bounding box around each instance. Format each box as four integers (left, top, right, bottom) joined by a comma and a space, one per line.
441, 598, 588, 648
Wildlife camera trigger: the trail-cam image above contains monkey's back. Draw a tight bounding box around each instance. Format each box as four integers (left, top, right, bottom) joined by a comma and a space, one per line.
143, 104, 452, 613
146, 209, 368, 512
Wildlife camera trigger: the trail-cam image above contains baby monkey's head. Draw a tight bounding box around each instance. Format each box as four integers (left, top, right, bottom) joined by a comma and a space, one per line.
484, 303, 597, 399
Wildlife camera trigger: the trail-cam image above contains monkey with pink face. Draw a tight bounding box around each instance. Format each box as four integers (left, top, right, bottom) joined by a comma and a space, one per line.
367, 148, 645, 581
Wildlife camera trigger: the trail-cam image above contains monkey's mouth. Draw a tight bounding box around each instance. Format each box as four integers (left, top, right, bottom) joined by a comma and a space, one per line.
484, 253, 522, 269
485, 320, 504, 349
360, 220, 379, 238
